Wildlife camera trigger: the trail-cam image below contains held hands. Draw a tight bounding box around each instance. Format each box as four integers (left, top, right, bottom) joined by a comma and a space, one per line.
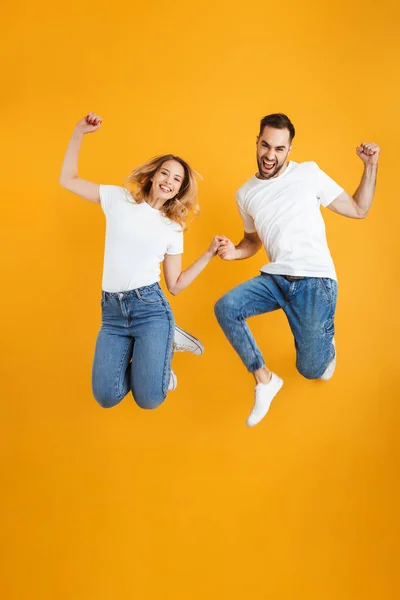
207, 235, 235, 258
207, 235, 229, 257
217, 237, 236, 261
74, 112, 103, 135
356, 142, 380, 166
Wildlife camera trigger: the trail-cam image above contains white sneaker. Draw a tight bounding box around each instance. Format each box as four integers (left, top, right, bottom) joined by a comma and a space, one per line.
173, 325, 204, 356
320, 339, 336, 381
168, 369, 178, 391
246, 373, 283, 427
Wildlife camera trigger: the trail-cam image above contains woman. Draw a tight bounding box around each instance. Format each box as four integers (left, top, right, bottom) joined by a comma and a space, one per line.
60, 112, 225, 410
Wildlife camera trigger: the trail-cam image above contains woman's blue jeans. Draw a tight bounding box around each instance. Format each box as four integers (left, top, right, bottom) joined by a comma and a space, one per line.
92, 283, 174, 409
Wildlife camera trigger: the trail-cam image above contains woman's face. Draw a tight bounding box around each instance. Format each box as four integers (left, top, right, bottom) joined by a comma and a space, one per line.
151, 160, 185, 200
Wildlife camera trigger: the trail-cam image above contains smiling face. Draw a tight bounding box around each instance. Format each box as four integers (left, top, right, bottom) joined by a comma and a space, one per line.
150, 160, 185, 201
256, 126, 292, 180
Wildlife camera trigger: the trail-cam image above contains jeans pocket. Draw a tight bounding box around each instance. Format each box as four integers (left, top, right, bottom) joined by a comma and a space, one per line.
136, 288, 163, 305
319, 278, 337, 305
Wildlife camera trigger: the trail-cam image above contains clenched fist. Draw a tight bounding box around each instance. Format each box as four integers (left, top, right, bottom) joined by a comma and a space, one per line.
356, 142, 380, 166
74, 112, 103, 135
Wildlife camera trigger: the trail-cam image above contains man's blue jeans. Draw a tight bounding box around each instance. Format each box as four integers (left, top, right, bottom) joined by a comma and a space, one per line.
215, 273, 337, 379
92, 283, 174, 409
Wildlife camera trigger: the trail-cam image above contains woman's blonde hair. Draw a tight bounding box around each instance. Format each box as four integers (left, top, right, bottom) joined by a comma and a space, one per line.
126, 154, 201, 230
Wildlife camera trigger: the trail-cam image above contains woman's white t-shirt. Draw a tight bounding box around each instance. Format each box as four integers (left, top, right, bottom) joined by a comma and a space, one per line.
236, 161, 343, 281
99, 185, 183, 292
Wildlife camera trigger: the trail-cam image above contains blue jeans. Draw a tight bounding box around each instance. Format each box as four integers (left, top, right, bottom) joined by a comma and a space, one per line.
215, 274, 337, 379
92, 283, 174, 409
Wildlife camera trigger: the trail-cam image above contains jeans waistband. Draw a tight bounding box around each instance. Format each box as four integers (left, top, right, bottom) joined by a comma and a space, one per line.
102, 282, 161, 300
282, 275, 305, 281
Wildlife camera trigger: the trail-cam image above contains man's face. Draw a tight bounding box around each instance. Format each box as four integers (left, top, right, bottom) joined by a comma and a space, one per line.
256, 126, 292, 179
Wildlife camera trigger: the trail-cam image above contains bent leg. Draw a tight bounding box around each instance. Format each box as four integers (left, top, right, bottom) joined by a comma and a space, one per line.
285, 278, 337, 379
92, 328, 133, 408
214, 274, 281, 372
130, 306, 175, 410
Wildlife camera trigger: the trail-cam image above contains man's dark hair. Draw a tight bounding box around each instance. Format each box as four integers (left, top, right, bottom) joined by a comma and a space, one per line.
259, 113, 295, 143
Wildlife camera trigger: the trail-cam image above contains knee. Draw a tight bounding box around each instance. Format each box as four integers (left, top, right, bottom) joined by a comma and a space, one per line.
133, 391, 166, 411
92, 383, 123, 409
296, 360, 323, 380
214, 293, 237, 323
93, 391, 122, 409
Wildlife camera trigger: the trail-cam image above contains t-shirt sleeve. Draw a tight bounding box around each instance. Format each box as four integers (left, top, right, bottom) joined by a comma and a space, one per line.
313, 163, 344, 207
99, 185, 126, 215
166, 229, 184, 255
236, 191, 256, 233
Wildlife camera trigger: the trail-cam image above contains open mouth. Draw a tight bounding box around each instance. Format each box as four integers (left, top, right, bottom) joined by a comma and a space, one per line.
160, 185, 172, 193
262, 159, 276, 172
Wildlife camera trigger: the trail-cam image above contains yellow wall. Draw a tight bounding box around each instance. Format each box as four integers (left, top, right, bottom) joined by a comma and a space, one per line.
1, 0, 399, 598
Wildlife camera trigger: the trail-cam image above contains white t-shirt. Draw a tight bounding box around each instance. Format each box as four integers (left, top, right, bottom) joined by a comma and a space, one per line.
99, 185, 183, 292
236, 161, 343, 281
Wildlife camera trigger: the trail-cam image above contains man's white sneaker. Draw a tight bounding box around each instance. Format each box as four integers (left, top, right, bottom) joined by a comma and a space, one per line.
173, 325, 204, 356
320, 339, 336, 381
246, 373, 283, 427
168, 369, 178, 391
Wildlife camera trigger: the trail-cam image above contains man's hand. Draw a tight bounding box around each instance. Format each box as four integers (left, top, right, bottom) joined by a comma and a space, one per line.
206, 236, 229, 258
218, 237, 237, 261
356, 142, 380, 166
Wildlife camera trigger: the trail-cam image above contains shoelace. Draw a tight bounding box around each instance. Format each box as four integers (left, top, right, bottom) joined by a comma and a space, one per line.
173, 342, 193, 352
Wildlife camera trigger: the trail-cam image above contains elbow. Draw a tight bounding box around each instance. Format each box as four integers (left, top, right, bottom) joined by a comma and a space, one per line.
60, 174, 77, 190
167, 285, 180, 296
352, 197, 369, 219
356, 208, 369, 219
59, 175, 72, 190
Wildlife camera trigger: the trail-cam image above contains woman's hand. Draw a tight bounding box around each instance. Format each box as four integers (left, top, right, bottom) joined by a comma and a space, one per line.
207, 235, 229, 257
74, 112, 103, 135
217, 237, 237, 260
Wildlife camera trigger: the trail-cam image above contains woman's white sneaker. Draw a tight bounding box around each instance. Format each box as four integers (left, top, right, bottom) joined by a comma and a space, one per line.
320, 339, 336, 381
246, 374, 284, 427
173, 325, 204, 356
168, 369, 178, 391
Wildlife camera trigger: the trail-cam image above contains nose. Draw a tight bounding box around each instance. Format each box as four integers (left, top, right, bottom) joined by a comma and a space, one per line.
266, 149, 275, 160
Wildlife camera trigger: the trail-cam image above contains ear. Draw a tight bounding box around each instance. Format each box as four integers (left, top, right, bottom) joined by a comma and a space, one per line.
256, 136, 259, 145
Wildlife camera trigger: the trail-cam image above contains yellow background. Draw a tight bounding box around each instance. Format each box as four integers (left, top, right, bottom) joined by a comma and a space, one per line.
1, 0, 399, 598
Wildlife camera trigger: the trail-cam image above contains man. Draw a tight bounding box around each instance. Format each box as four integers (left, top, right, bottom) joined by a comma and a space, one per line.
215, 113, 379, 427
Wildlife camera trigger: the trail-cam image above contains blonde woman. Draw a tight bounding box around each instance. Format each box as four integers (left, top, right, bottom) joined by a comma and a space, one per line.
60, 112, 224, 410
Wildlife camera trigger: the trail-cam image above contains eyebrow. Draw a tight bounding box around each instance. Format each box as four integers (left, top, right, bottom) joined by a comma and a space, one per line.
261, 141, 287, 150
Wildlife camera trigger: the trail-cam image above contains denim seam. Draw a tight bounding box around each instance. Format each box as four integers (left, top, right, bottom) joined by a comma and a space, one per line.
114, 338, 133, 401
319, 278, 333, 304
135, 288, 163, 305
237, 303, 266, 372
161, 298, 174, 397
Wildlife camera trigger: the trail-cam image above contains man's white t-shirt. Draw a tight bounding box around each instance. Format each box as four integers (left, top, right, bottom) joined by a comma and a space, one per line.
99, 185, 183, 292
236, 161, 343, 281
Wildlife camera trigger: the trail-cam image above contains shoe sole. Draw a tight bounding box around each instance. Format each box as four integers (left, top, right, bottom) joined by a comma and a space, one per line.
175, 325, 204, 355
168, 371, 178, 391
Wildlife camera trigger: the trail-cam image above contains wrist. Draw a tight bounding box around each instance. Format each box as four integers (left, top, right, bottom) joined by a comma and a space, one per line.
72, 129, 84, 141
364, 163, 378, 175
204, 249, 215, 260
